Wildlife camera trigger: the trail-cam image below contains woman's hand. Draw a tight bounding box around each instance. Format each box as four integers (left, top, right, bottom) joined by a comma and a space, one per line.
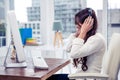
75, 29, 80, 37
78, 16, 94, 39
75, 23, 81, 37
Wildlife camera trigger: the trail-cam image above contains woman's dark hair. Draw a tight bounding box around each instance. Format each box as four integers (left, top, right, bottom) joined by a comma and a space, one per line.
73, 8, 98, 71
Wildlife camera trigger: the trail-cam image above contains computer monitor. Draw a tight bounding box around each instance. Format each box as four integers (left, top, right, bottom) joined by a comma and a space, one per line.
5, 11, 27, 68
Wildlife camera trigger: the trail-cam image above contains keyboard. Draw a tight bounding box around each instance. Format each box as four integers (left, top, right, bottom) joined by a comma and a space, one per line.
32, 56, 49, 69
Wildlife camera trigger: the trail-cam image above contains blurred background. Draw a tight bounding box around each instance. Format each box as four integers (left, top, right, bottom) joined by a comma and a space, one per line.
0, 0, 120, 78
0, 0, 120, 47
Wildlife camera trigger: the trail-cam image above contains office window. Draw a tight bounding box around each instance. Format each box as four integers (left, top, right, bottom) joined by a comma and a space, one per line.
33, 23, 35, 29
0, 0, 6, 47
29, 24, 31, 28
33, 31, 36, 34
37, 31, 40, 34
24, 23, 27, 28
37, 23, 40, 29
54, 0, 81, 38
87, 0, 120, 44
107, 0, 120, 42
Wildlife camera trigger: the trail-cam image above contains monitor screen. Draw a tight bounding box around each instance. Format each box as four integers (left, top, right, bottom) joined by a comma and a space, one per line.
7, 11, 26, 63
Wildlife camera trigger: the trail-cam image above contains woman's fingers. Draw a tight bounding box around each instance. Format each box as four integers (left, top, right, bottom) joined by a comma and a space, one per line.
90, 18, 94, 27
81, 16, 94, 33
84, 17, 89, 24
84, 16, 91, 24
85, 16, 93, 27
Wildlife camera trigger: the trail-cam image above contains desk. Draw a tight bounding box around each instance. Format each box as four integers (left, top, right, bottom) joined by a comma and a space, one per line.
0, 58, 70, 80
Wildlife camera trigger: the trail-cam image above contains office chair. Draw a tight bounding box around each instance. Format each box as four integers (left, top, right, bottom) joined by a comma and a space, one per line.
68, 33, 120, 80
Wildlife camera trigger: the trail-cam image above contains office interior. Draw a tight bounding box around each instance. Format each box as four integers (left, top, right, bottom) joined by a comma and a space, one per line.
0, 0, 120, 79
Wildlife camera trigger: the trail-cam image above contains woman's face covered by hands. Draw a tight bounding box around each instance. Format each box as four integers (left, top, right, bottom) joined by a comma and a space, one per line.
75, 16, 94, 37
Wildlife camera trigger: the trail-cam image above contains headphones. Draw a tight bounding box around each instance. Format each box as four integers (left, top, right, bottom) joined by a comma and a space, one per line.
88, 9, 92, 16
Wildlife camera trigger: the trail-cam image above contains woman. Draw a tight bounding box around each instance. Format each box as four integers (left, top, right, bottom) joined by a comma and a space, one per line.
47, 8, 106, 80
66, 7, 106, 73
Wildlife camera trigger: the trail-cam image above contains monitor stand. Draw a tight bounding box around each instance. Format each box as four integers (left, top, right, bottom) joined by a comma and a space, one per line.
5, 62, 27, 68
4, 40, 27, 68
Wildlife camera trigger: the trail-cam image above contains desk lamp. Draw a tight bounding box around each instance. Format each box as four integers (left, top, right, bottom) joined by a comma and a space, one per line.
53, 21, 63, 47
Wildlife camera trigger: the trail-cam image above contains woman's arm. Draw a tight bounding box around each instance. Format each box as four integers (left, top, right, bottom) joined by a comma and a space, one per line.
66, 34, 76, 52
70, 35, 105, 58
69, 16, 100, 58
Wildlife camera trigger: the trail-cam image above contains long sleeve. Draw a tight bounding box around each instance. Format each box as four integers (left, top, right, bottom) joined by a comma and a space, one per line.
66, 34, 76, 52
70, 33, 105, 58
